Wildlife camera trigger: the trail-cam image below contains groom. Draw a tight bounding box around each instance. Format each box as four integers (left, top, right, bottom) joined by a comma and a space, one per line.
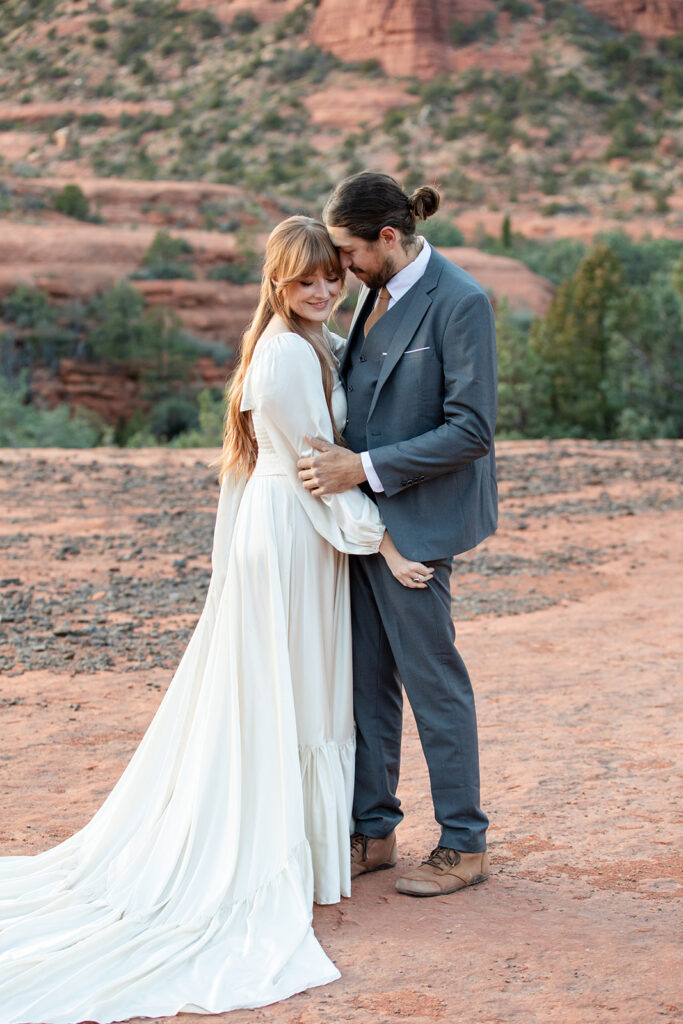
297, 171, 497, 897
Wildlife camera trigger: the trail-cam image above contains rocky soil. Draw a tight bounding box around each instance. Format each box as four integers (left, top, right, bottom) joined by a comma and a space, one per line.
0, 439, 681, 1022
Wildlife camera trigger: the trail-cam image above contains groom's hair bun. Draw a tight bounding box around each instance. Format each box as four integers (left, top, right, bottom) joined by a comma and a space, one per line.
324, 171, 441, 243
408, 186, 440, 221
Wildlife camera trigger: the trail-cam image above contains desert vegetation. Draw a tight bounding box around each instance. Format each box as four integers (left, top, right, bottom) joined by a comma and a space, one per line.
0, 0, 680, 447
0, 1, 680, 212
1, 230, 680, 447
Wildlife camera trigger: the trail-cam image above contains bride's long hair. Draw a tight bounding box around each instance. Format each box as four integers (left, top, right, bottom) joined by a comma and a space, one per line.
217, 216, 346, 483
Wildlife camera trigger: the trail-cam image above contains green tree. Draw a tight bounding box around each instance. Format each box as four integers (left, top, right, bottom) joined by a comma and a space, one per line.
605, 266, 683, 438
495, 301, 552, 437
2, 285, 55, 327
531, 243, 625, 436
54, 183, 90, 220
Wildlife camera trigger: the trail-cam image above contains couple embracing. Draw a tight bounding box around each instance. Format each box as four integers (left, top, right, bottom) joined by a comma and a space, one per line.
0, 172, 497, 1023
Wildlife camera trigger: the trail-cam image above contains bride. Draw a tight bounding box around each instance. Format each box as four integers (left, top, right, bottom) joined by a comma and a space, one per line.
0, 215, 433, 1024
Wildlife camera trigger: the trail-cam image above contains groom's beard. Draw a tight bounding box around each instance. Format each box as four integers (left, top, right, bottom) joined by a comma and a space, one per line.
351, 255, 397, 291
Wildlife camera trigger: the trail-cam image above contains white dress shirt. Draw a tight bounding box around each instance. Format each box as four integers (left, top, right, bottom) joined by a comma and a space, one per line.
361, 238, 432, 493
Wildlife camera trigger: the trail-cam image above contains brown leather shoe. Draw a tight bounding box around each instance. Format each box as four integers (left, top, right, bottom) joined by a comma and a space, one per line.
350, 831, 397, 879
395, 846, 489, 897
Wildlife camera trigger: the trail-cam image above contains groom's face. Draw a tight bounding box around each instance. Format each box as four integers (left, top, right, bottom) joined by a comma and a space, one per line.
326, 225, 397, 291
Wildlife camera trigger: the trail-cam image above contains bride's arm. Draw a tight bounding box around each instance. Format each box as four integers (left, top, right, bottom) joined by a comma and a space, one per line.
247, 332, 384, 556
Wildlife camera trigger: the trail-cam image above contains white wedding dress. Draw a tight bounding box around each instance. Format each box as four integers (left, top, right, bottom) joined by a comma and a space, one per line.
0, 329, 384, 1024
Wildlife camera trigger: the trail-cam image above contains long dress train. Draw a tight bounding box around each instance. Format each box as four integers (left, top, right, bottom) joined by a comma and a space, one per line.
0, 328, 384, 1024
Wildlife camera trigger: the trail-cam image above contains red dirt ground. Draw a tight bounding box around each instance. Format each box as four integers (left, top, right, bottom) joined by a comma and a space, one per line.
0, 442, 681, 1024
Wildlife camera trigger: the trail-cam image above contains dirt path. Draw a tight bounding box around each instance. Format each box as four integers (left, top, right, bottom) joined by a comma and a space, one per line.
1, 441, 681, 1023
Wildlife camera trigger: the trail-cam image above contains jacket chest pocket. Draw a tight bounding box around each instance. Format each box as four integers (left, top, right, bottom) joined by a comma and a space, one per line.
393, 346, 441, 411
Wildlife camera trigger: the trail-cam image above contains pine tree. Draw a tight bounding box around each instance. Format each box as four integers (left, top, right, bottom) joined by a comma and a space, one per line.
531, 243, 624, 436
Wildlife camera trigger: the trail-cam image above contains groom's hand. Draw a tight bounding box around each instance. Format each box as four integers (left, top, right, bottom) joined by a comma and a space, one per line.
297, 436, 366, 495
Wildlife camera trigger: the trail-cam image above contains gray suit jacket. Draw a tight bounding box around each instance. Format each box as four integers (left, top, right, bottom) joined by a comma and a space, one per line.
340, 247, 498, 561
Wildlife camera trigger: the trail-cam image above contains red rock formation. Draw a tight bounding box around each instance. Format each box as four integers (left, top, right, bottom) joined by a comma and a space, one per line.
30, 360, 147, 424
177, 0, 302, 26
311, 0, 495, 79
438, 246, 555, 315
0, 101, 174, 124
579, 0, 683, 40
311, 0, 679, 79
30, 354, 233, 425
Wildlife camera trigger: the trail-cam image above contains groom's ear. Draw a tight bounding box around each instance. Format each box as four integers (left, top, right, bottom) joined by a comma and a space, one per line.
378, 226, 399, 249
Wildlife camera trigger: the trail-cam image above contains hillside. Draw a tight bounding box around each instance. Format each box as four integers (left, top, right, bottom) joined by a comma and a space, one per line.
0, 0, 680, 233
0, 0, 681, 445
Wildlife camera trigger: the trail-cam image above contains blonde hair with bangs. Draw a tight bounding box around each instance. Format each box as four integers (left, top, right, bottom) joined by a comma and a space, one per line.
217, 216, 346, 482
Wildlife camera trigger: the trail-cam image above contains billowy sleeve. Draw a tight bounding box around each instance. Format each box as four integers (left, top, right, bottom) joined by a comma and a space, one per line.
242, 332, 385, 555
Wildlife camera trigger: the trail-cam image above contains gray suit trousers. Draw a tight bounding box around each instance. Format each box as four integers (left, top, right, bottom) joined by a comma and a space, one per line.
350, 552, 489, 852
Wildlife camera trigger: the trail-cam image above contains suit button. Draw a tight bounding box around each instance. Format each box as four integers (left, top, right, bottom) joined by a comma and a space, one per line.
348, 385, 354, 392
359, 355, 367, 362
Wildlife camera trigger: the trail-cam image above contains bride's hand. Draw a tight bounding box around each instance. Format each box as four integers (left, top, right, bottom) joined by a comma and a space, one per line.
379, 532, 435, 589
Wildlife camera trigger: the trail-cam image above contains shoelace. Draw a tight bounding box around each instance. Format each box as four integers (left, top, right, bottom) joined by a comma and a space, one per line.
350, 833, 368, 858
422, 846, 460, 871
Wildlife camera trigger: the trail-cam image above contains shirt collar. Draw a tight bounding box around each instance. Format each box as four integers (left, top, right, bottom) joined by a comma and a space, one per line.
385, 237, 432, 303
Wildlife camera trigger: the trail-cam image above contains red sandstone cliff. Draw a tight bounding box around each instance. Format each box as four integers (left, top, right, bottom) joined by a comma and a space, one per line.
581, 0, 683, 40
311, 0, 495, 79
311, 0, 681, 78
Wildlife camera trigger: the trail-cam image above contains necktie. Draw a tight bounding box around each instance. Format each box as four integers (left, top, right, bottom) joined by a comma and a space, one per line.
364, 286, 390, 337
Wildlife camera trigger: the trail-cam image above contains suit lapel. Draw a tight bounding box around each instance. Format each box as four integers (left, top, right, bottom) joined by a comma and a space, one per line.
367, 252, 444, 421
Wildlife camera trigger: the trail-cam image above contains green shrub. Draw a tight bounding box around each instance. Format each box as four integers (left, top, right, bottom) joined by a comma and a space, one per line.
540, 171, 559, 195
657, 32, 683, 61
273, 3, 309, 39
654, 189, 671, 214
500, 0, 532, 18
132, 56, 157, 84
421, 74, 460, 106
662, 67, 683, 108
3, 286, 55, 328
207, 260, 261, 284
630, 168, 648, 192
147, 394, 199, 440
215, 148, 244, 179
357, 58, 384, 77
54, 183, 90, 220
171, 388, 225, 448
137, 231, 195, 280
420, 217, 465, 247
232, 11, 259, 35
260, 109, 285, 131
116, 23, 150, 64
449, 12, 497, 46
79, 112, 107, 129
382, 107, 407, 132
0, 372, 102, 447
191, 9, 222, 39
484, 106, 515, 144
572, 166, 593, 186
269, 46, 337, 84
600, 39, 632, 68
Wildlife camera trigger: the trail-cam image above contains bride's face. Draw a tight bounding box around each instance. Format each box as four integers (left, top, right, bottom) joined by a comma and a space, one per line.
285, 271, 342, 325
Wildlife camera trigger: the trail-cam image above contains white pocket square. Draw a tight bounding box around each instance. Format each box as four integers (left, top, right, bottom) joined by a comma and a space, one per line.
381, 346, 431, 356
